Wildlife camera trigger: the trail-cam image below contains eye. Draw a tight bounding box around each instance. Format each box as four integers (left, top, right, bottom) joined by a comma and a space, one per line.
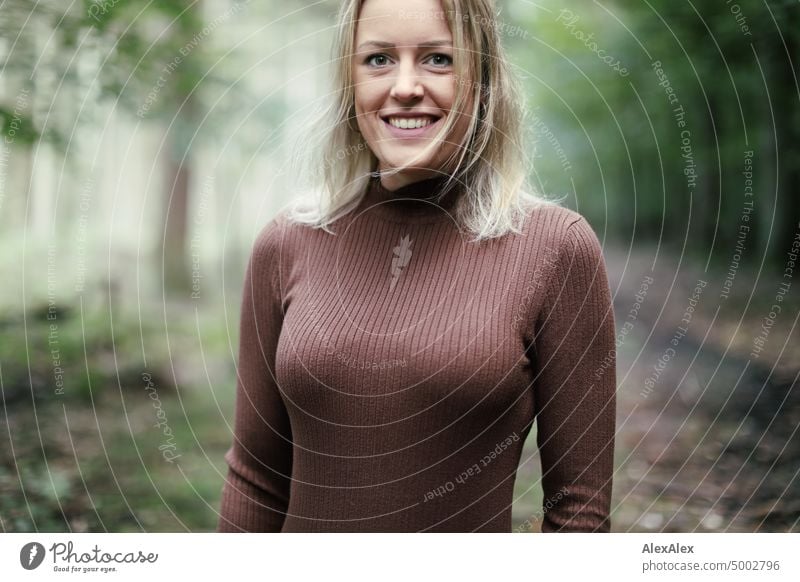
427, 53, 453, 68
365, 53, 391, 68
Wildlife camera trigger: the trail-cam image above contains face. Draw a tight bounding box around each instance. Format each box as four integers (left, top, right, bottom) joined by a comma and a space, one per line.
352, 0, 474, 189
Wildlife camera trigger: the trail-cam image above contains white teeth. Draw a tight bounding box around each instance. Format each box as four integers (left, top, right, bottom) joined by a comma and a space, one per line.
388, 117, 434, 129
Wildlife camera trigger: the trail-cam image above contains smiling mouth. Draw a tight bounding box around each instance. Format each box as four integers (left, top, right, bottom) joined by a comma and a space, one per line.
381, 115, 442, 130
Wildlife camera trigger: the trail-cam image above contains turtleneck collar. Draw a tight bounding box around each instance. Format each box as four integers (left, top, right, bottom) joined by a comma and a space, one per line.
358, 172, 463, 224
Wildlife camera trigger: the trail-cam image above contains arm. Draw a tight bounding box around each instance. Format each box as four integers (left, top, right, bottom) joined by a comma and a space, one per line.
217, 220, 293, 532
532, 216, 616, 532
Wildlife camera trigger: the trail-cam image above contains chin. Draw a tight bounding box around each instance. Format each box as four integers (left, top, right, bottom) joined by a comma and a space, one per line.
380, 153, 438, 172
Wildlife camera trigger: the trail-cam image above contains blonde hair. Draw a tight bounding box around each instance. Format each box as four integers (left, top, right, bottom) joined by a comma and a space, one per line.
286, 0, 562, 242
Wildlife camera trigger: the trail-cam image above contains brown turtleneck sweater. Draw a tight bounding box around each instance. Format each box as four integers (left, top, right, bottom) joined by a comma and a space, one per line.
217, 175, 616, 532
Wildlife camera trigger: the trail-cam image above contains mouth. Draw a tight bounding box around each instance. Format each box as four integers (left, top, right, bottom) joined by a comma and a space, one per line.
380, 114, 443, 139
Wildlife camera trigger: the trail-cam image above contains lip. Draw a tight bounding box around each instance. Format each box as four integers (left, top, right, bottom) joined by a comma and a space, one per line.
380, 115, 444, 140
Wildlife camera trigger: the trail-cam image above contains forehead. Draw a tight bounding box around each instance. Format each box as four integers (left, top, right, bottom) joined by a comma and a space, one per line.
355, 0, 453, 45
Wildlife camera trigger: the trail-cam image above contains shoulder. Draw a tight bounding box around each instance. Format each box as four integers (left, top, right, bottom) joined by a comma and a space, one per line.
522, 204, 602, 254
513, 205, 610, 339
245, 209, 296, 275
521, 204, 608, 286
249, 207, 311, 261
250, 212, 282, 258
557, 208, 605, 262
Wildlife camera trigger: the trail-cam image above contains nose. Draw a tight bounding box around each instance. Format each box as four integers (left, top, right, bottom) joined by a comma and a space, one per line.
390, 60, 424, 101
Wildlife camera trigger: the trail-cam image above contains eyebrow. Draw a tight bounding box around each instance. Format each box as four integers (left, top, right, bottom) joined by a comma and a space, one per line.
356, 40, 453, 50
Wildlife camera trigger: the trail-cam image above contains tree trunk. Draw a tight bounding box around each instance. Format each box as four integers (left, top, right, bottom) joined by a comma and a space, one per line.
160, 93, 196, 294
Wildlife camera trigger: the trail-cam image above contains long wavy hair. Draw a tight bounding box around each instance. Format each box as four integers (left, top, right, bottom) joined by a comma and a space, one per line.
286, 0, 562, 242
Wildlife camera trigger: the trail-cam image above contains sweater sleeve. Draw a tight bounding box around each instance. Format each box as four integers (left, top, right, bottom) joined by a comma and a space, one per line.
217, 220, 293, 532
532, 216, 616, 532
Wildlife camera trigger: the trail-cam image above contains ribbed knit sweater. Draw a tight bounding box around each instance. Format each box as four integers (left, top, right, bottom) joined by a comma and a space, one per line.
217, 175, 616, 533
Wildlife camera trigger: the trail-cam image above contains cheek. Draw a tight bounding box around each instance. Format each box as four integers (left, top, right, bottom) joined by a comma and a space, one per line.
353, 85, 377, 115
443, 86, 458, 109
429, 86, 457, 117
430, 83, 458, 112
351, 70, 367, 106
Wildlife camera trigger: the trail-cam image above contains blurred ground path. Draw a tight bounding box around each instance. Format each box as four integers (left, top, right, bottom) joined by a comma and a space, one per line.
606, 245, 799, 532
513, 244, 799, 532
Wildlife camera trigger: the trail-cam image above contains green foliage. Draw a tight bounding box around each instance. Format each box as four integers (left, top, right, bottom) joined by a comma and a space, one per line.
0, 0, 260, 152
506, 0, 798, 270
0, 296, 236, 532
0, 299, 171, 404
0, 107, 39, 144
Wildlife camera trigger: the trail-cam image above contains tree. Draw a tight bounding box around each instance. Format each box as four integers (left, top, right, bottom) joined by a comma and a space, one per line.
0, 0, 262, 291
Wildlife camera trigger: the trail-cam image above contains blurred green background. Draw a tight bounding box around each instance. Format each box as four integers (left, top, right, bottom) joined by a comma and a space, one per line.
1, 0, 798, 532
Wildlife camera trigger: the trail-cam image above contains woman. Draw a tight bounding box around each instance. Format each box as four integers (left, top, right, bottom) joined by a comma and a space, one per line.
217, 0, 616, 533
